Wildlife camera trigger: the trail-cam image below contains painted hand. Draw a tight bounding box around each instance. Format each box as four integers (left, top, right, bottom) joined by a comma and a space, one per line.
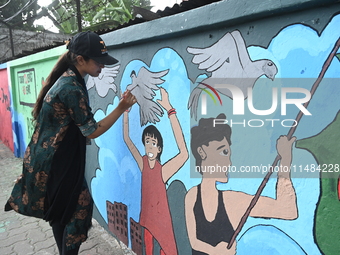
276, 135, 296, 159
211, 241, 236, 255
157, 87, 172, 111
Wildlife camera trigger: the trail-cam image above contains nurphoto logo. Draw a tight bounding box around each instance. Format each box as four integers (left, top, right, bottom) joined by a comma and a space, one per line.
199, 81, 312, 128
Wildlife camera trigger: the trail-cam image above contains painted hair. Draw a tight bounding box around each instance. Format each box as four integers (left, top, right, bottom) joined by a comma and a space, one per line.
32, 51, 90, 121
191, 113, 232, 169
142, 125, 163, 162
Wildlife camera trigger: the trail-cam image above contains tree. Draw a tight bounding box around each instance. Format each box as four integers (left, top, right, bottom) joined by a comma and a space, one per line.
0, 0, 152, 34
45, 0, 152, 34
0, 0, 40, 30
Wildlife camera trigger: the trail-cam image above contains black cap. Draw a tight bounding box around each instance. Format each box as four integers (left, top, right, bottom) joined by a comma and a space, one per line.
67, 31, 118, 65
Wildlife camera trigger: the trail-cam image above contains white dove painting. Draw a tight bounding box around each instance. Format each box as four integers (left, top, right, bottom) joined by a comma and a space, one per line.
126, 67, 169, 126
187, 30, 278, 120
86, 65, 120, 97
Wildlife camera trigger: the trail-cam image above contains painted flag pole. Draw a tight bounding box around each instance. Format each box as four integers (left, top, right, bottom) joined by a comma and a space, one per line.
227, 36, 340, 249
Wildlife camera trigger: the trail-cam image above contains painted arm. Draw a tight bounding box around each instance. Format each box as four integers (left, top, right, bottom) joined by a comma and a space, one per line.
157, 87, 189, 183
185, 187, 237, 255
250, 135, 298, 219
123, 110, 143, 171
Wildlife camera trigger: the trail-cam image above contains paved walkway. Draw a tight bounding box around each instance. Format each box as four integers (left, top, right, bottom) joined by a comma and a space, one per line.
0, 140, 135, 255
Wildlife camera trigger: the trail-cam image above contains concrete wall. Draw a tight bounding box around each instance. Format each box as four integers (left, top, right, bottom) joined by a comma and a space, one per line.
86, 1, 340, 254
1, 0, 340, 254
7, 47, 66, 157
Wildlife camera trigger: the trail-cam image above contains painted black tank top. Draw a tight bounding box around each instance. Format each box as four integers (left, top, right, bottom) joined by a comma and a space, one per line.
192, 184, 234, 255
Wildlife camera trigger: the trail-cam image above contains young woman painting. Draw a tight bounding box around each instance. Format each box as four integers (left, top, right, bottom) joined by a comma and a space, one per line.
5, 31, 136, 255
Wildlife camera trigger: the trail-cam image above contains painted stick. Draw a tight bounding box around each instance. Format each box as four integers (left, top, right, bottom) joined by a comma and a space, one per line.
227, 36, 340, 249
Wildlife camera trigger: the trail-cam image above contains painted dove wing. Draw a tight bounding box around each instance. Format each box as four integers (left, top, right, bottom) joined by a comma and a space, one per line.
187, 32, 243, 73
187, 30, 278, 121
86, 65, 120, 97
127, 67, 169, 126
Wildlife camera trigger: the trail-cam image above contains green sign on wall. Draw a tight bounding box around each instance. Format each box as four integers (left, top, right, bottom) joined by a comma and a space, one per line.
17, 68, 37, 107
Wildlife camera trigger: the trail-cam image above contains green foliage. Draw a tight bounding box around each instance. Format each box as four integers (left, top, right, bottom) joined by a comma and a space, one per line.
47, 1, 78, 34
0, 0, 40, 30
46, 0, 152, 34
0, 0, 151, 33
296, 111, 340, 255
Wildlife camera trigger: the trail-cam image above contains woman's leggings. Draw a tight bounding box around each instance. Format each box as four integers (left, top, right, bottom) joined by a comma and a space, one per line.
51, 221, 81, 255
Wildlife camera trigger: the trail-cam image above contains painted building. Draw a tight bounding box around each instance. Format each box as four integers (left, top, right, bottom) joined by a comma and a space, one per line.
1, 0, 340, 254
106, 201, 129, 246
130, 218, 143, 255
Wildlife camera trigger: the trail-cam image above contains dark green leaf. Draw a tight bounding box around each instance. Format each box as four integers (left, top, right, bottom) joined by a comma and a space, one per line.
336, 53, 340, 62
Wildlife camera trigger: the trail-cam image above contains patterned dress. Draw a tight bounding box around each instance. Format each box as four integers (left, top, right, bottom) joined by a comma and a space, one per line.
6, 66, 97, 249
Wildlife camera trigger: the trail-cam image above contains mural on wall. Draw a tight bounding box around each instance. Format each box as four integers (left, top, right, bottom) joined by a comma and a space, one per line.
187, 30, 278, 120
0, 87, 10, 109
127, 67, 169, 126
90, 48, 192, 254
86, 65, 120, 97
123, 86, 188, 254
0, 67, 14, 151
88, 13, 340, 255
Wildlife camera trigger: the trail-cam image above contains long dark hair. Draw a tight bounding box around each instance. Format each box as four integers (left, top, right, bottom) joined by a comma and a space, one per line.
32, 51, 89, 121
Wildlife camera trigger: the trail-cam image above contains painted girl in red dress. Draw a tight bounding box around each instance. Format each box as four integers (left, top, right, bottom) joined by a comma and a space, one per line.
124, 87, 188, 255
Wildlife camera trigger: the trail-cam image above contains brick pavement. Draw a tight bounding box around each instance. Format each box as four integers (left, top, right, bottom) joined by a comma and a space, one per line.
0, 140, 135, 255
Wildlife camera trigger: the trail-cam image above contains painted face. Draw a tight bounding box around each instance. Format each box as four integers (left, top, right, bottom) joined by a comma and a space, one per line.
201, 137, 232, 182
144, 134, 161, 161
